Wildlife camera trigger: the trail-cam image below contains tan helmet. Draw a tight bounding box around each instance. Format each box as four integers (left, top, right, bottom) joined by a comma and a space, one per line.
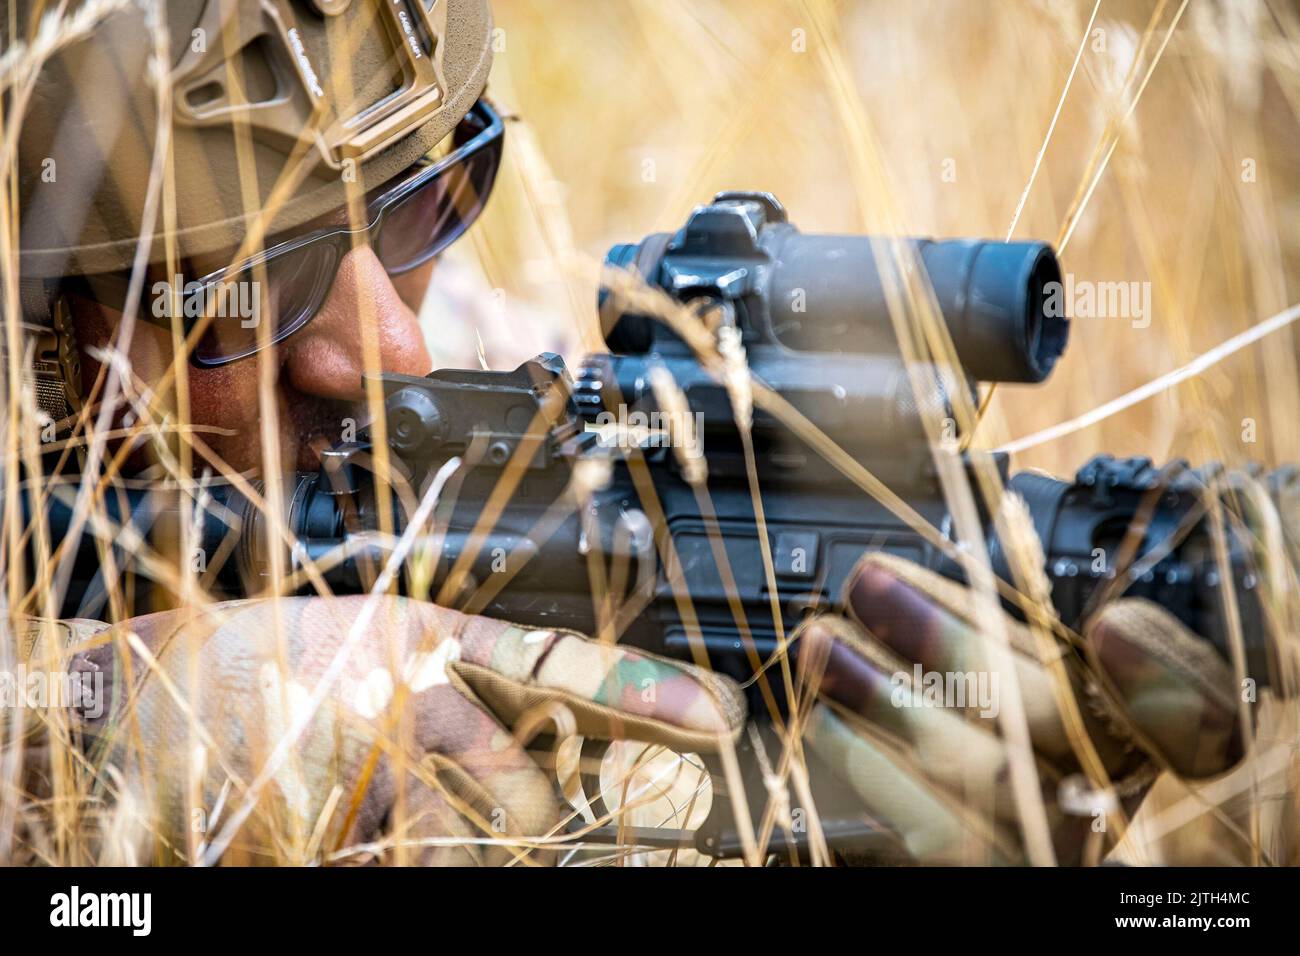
12, 0, 494, 280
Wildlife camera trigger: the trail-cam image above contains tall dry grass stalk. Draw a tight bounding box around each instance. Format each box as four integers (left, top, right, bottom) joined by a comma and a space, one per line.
2, 0, 1298, 866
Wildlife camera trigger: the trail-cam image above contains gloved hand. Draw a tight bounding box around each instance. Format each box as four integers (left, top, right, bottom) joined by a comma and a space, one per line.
794, 552, 1245, 865
70, 596, 745, 866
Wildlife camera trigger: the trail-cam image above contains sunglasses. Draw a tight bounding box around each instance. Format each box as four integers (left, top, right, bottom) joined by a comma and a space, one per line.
72, 99, 504, 368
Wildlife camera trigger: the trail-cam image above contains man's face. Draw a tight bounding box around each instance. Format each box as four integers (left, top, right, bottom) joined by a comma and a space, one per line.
71, 245, 435, 476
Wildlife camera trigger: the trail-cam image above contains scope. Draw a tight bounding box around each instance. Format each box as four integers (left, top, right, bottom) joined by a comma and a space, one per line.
600, 191, 1068, 384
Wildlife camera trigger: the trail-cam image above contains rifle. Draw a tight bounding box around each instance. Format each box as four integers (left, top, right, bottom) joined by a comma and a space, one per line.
38, 192, 1287, 860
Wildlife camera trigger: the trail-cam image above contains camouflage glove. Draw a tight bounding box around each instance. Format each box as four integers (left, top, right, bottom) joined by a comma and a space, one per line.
71, 596, 745, 865
795, 552, 1244, 865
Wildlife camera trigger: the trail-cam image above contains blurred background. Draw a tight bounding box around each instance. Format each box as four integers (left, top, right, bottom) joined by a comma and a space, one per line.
425, 0, 1300, 479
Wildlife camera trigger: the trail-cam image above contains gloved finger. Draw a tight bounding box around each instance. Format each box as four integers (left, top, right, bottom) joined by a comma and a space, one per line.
375, 776, 482, 867
253, 596, 563, 864
837, 553, 1128, 769
395, 681, 561, 861
404, 769, 554, 866
74, 596, 564, 864
365, 759, 552, 868
335, 758, 483, 866
795, 616, 1070, 833
227, 597, 564, 864
431, 610, 747, 754
1085, 598, 1243, 779
802, 700, 1023, 864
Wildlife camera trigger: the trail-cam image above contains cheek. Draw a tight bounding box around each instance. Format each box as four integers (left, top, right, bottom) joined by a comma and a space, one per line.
185, 364, 261, 427
75, 309, 183, 398
78, 312, 261, 427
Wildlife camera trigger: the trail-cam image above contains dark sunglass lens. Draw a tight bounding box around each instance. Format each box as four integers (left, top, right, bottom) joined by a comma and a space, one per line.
375, 139, 501, 274
193, 241, 339, 365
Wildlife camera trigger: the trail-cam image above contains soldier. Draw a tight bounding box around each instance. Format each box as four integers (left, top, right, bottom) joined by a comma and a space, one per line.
5, 0, 1262, 865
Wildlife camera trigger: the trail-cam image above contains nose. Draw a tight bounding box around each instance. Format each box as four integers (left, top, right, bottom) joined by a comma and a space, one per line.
282, 245, 432, 400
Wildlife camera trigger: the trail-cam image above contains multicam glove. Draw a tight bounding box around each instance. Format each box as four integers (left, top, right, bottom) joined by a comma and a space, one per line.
795, 552, 1245, 865
70, 596, 745, 866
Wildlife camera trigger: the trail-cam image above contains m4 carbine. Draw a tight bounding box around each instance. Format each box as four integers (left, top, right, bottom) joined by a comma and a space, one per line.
43, 192, 1288, 860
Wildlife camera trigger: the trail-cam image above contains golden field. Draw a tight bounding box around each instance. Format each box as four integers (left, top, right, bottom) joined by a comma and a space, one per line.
445, 0, 1300, 478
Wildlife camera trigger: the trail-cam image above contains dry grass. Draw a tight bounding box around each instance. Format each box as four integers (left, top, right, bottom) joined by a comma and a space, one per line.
3, 0, 1300, 866
465, 0, 1300, 474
